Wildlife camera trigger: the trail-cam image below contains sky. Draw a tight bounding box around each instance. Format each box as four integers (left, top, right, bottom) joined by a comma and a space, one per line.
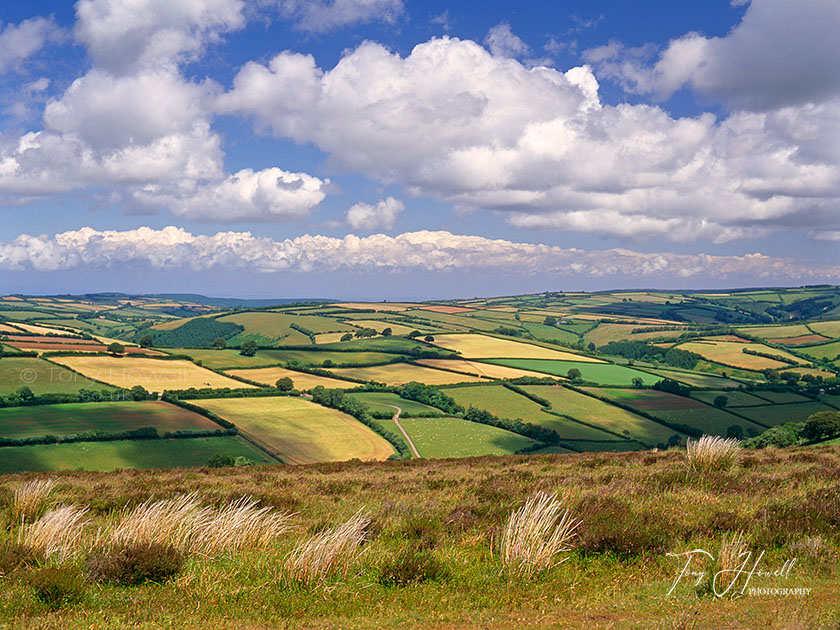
0, 0, 838, 299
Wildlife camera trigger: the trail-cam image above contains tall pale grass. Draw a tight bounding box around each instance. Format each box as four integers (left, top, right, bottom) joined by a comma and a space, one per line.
283, 510, 370, 586
192, 496, 293, 556
11, 478, 56, 524
21, 505, 90, 560
106, 494, 292, 556
685, 435, 741, 474
499, 492, 579, 578
711, 532, 748, 596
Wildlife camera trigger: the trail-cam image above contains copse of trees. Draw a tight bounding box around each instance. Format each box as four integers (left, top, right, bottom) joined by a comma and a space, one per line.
239, 340, 258, 357
396, 382, 463, 415
598, 340, 702, 370
142, 319, 244, 348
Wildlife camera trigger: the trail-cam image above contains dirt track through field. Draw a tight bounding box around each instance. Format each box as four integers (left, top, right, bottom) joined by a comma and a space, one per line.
387, 405, 420, 458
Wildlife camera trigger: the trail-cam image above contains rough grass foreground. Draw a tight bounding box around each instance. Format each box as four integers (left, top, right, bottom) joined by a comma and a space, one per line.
0, 446, 839, 629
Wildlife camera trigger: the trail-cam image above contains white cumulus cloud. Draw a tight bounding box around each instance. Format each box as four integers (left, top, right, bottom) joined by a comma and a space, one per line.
218, 36, 840, 241
346, 197, 404, 230
2, 227, 838, 283
0, 17, 63, 73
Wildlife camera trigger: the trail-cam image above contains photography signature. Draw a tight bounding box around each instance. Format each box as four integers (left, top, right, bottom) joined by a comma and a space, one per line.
666, 549, 798, 597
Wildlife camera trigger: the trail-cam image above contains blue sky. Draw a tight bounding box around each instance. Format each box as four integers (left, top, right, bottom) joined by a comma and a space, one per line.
0, 0, 838, 299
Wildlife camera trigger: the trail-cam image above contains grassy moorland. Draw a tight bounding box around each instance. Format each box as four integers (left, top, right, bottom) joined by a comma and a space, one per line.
0, 446, 838, 629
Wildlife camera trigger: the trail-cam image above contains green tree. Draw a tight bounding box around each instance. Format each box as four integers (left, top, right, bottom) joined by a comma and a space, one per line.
107, 342, 125, 356
138, 334, 154, 348
408, 330, 422, 338
340, 333, 353, 342
800, 411, 840, 442
206, 453, 236, 468
714, 395, 728, 408
212, 337, 227, 350
275, 377, 294, 391
130, 385, 151, 401
543, 316, 557, 326
16, 386, 35, 404
587, 342, 596, 351
726, 424, 744, 439
322, 359, 334, 368
239, 340, 258, 357
424, 335, 435, 342
381, 327, 392, 337
631, 377, 644, 388
567, 368, 582, 381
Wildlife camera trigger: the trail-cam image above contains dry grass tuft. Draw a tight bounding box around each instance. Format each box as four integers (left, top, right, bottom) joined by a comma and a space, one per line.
283, 510, 370, 586
711, 532, 748, 596
11, 478, 57, 524
685, 435, 741, 474
499, 492, 579, 578
22, 505, 90, 560
106, 494, 292, 557
108, 494, 205, 553
192, 496, 294, 556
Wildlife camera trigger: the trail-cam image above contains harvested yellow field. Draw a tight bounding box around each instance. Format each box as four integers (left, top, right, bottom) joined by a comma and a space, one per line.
349, 320, 419, 335
738, 324, 814, 339
810, 321, 840, 338
0, 323, 21, 333
781, 367, 837, 379
151, 314, 214, 331
314, 332, 349, 344
225, 367, 357, 390
330, 363, 487, 386
186, 396, 394, 464
416, 359, 558, 380
13, 323, 77, 336
429, 334, 603, 362
675, 341, 807, 371
48, 356, 254, 392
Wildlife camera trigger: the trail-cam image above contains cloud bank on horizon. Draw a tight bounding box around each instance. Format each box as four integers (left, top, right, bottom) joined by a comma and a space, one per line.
0, 0, 838, 292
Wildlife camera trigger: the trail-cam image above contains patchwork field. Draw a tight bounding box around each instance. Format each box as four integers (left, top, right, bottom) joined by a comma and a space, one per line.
330, 363, 487, 386
345, 392, 443, 416
187, 396, 394, 464
0, 436, 270, 474
219, 312, 354, 345
430, 334, 600, 361
396, 417, 539, 458
674, 340, 806, 370
488, 359, 653, 386
48, 356, 253, 392
809, 321, 840, 338
767, 334, 830, 345
0, 401, 218, 439
522, 386, 682, 446
586, 388, 765, 437
5, 340, 160, 354
739, 324, 815, 339
733, 401, 839, 425
796, 340, 840, 361
416, 358, 557, 380
225, 366, 358, 390
0, 357, 117, 396
691, 390, 772, 407
445, 385, 627, 443
641, 368, 744, 389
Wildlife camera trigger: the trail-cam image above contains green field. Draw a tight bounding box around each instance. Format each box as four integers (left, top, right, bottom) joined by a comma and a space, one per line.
641, 368, 744, 389
797, 340, 840, 361
749, 391, 813, 404
165, 347, 404, 369
522, 386, 683, 446
0, 401, 217, 439
445, 385, 626, 442
219, 311, 354, 346
0, 357, 118, 396
186, 396, 395, 464
397, 417, 539, 458
345, 392, 444, 416
0, 436, 271, 473
732, 402, 838, 426
690, 390, 772, 407
488, 359, 652, 386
